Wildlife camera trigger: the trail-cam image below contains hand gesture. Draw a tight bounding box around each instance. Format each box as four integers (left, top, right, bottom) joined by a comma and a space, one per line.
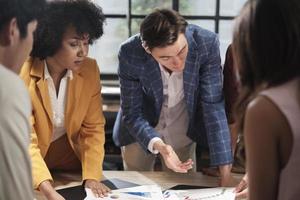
154, 141, 193, 173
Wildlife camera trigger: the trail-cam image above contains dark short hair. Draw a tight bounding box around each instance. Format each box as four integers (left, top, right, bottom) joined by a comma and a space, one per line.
31, 0, 105, 59
140, 9, 187, 50
233, 0, 300, 131
0, 0, 45, 38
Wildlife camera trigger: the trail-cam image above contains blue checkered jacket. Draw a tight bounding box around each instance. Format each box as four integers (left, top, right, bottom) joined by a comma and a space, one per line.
113, 24, 232, 166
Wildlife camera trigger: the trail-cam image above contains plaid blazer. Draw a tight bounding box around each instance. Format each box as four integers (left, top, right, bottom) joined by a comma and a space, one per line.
113, 24, 232, 166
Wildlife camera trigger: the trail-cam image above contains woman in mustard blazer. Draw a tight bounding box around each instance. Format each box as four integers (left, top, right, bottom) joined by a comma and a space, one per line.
20, 1, 109, 199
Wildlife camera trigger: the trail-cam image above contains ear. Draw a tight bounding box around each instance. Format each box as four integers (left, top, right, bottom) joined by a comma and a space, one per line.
141, 40, 151, 54
0, 18, 18, 46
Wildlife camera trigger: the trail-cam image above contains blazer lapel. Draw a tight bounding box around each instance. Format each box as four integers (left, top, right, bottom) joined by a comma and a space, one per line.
65, 71, 83, 132
30, 59, 53, 124
183, 31, 199, 116
144, 58, 163, 114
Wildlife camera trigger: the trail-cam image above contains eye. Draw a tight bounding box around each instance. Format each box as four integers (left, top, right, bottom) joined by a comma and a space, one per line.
70, 42, 78, 47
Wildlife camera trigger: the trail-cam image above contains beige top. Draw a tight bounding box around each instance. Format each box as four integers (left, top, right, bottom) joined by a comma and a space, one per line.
261, 78, 300, 200
0, 64, 33, 199
148, 64, 192, 153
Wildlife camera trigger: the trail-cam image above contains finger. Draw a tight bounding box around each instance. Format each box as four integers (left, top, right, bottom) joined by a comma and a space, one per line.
235, 180, 247, 192
173, 165, 188, 173
235, 189, 248, 199
182, 159, 193, 165
91, 188, 99, 198
96, 187, 106, 198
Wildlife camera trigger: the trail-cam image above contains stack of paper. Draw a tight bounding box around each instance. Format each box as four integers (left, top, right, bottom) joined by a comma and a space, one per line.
84, 185, 164, 200
163, 187, 235, 200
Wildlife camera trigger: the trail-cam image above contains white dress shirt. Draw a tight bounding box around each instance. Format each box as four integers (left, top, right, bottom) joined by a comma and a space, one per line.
44, 62, 73, 142
148, 65, 192, 153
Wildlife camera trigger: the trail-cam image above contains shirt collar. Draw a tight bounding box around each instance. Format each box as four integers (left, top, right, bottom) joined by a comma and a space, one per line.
158, 63, 182, 77
44, 61, 73, 80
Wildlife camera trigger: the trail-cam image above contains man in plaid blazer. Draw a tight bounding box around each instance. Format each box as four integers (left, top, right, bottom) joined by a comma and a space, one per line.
113, 9, 234, 185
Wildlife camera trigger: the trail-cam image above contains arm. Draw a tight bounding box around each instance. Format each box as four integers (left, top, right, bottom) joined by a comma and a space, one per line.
244, 96, 281, 200
198, 36, 233, 182
30, 116, 53, 189
30, 115, 66, 199
0, 81, 33, 200
78, 61, 110, 196
118, 46, 160, 151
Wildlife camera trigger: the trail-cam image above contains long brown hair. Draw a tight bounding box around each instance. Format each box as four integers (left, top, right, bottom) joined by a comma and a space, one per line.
233, 0, 300, 132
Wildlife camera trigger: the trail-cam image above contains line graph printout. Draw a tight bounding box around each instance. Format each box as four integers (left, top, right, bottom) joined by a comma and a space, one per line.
163, 187, 235, 200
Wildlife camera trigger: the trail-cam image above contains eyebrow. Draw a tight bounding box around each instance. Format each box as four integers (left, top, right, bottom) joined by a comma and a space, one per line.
71, 36, 90, 40
159, 44, 187, 59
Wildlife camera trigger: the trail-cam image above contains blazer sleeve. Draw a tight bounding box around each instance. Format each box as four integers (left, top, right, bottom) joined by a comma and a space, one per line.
29, 115, 53, 189
79, 61, 105, 181
198, 36, 233, 166
20, 64, 53, 189
118, 46, 159, 151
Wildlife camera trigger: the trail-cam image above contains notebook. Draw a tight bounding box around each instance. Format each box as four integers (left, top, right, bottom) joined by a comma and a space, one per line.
57, 178, 139, 199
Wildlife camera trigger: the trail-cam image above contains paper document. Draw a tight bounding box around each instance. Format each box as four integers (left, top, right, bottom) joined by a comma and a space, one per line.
163, 187, 235, 200
84, 185, 164, 200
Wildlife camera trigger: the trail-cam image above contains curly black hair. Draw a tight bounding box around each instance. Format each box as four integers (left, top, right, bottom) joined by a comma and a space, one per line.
31, 0, 105, 59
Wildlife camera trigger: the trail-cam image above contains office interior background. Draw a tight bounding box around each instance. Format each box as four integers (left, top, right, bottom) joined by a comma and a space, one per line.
87, 0, 247, 170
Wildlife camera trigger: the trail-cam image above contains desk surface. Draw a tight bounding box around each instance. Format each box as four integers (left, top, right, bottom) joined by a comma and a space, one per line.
34, 171, 243, 199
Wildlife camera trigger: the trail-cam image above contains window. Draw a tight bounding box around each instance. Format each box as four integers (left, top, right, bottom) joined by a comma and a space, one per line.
91, 0, 247, 75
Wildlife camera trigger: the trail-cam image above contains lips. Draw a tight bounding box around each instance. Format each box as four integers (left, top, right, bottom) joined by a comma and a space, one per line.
74, 60, 83, 65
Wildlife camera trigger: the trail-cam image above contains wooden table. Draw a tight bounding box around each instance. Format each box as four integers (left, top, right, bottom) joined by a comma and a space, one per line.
34, 170, 243, 199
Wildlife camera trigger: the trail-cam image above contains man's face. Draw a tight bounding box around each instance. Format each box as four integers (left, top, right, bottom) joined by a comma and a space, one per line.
149, 33, 188, 72
14, 20, 37, 72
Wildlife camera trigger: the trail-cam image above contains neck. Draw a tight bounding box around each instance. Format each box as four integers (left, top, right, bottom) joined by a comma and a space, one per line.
0, 48, 19, 73
162, 65, 173, 75
45, 58, 67, 81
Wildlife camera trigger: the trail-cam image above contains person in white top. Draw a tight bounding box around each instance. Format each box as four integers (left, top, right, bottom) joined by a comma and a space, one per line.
0, 0, 45, 199
232, 0, 300, 199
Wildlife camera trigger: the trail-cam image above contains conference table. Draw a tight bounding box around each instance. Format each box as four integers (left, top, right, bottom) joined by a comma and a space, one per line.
34, 170, 243, 199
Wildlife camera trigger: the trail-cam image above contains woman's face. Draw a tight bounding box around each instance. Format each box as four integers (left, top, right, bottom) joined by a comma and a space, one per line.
50, 26, 89, 72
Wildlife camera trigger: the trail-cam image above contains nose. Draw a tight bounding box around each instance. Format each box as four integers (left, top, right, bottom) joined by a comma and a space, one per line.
172, 56, 181, 68
78, 43, 88, 57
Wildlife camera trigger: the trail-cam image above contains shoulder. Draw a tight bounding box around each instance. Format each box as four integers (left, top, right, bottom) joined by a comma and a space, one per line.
119, 34, 149, 63
0, 66, 31, 115
79, 57, 100, 78
186, 24, 219, 50
19, 57, 39, 85
245, 95, 288, 140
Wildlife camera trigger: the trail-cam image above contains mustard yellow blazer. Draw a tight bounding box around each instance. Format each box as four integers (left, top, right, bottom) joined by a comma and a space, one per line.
20, 57, 105, 189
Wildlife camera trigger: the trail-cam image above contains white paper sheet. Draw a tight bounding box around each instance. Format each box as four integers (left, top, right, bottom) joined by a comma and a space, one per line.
84, 185, 164, 200
163, 187, 235, 200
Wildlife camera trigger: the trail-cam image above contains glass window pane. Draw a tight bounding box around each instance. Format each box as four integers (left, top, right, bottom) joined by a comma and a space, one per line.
220, 0, 247, 16
131, 0, 172, 15
131, 18, 143, 36
180, 0, 216, 16
218, 20, 234, 63
187, 20, 215, 33
94, 0, 128, 15
89, 18, 128, 74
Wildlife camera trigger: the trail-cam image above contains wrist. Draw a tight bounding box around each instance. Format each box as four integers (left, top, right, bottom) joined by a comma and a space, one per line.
153, 140, 166, 153
39, 180, 55, 197
219, 164, 232, 177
